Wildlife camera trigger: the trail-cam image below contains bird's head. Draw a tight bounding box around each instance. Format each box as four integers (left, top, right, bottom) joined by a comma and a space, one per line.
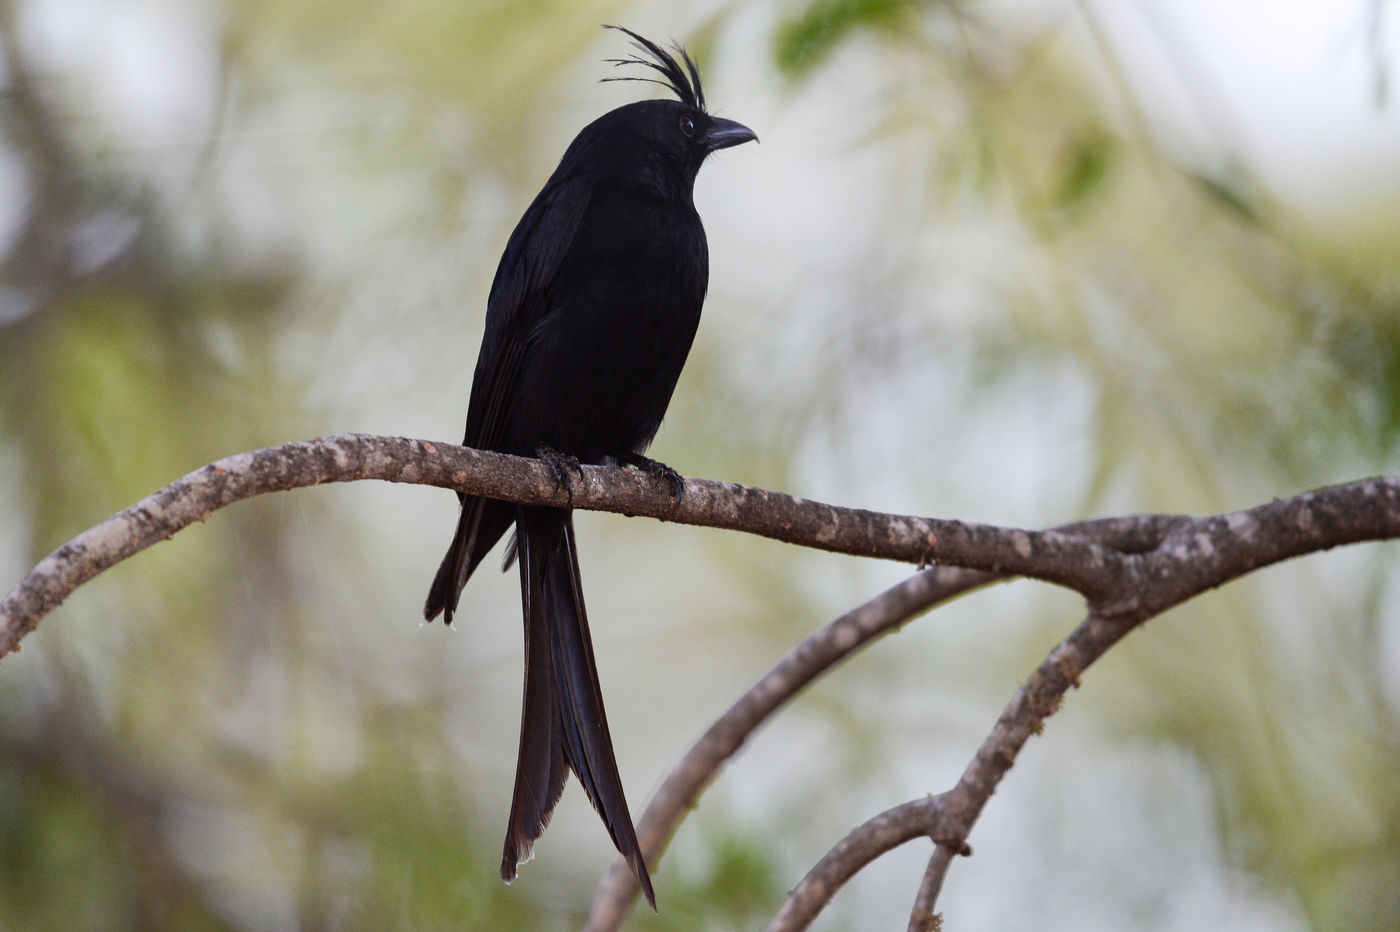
568, 26, 756, 197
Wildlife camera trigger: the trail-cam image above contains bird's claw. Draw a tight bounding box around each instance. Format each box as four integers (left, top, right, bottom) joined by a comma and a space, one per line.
618, 453, 684, 511
536, 445, 583, 507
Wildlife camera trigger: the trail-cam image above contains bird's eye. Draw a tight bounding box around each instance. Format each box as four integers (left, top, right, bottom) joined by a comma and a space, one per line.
679, 113, 696, 138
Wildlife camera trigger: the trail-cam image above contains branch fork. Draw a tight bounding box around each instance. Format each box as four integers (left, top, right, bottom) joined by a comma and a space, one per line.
2, 433, 1396, 929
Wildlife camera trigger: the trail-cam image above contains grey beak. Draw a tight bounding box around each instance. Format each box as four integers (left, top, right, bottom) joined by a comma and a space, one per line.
702, 116, 758, 152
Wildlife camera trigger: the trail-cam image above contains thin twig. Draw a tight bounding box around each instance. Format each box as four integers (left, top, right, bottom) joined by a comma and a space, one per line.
768, 796, 946, 932
908, 844, 954, 932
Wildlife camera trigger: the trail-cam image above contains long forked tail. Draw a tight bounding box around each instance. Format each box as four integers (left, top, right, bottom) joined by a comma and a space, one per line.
503, 506, 656, 908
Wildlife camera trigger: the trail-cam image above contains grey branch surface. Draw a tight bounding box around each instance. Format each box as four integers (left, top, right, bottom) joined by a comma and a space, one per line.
1, 432, 1176, 654
2, 433, 1397, 930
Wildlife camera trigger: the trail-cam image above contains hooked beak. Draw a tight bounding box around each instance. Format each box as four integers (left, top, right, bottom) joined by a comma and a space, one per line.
702, 116, 758, 152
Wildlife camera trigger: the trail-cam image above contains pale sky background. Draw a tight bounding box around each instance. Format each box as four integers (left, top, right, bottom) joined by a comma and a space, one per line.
1096, 0, 1400, 216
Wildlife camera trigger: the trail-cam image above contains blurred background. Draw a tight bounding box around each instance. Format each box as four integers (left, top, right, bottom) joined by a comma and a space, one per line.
2, 0, 1398, 928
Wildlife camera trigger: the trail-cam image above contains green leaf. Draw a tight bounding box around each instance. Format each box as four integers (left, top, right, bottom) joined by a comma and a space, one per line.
774, 0, 915, 77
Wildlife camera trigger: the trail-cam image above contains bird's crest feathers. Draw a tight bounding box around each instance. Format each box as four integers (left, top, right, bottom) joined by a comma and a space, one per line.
601, 25, 705, 112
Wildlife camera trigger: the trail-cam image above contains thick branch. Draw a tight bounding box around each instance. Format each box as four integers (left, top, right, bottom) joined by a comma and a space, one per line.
2, 433, 1150, 656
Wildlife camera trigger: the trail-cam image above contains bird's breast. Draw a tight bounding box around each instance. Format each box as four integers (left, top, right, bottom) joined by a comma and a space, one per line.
506, 191, 709, 461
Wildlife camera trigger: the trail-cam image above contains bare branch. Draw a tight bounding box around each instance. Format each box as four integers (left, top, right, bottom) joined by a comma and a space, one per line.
584, 565, 995, 931
769, 796, 947, 932
2, 433, 1397, 930
908, 844, 954, 932
1, 433, 1165, 656
591, 477, 1400, 927
776, 470, 1400, 925
767, 610, 1111, 928
584, 514, 1187, 929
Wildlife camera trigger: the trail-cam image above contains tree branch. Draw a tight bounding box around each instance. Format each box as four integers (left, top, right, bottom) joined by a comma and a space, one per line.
2, 432, 1180, 656
585, 482, 1400, 927
583, 514, 1185, 929
3, 433, 1397, 930
769, 795, 946, 932
771, 471, 1400, 927
584, 564, 995, 931
908, 843, 955, 932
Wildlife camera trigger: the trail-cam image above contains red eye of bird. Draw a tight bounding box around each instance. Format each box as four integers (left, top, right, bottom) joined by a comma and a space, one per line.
679, 113, 696, 137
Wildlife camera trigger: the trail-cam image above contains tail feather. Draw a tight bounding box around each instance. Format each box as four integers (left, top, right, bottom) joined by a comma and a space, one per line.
501, 522, 569, 877
424, 495, 513, 622
502, 507, 656, 908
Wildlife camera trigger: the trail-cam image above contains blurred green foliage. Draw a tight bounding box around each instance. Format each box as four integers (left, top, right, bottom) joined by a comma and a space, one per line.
1, 0, 1398, 929
774, 0, 921, 77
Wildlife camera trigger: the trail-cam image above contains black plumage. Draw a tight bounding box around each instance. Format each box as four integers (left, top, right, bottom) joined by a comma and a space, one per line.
423, 26, 755, 907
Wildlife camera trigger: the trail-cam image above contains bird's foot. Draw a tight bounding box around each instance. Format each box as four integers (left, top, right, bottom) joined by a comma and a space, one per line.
536, 445, 583, 507
615, 452, 684, 511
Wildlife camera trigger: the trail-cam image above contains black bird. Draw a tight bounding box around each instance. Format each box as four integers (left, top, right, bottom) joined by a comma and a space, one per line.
423, 26, 755, 906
